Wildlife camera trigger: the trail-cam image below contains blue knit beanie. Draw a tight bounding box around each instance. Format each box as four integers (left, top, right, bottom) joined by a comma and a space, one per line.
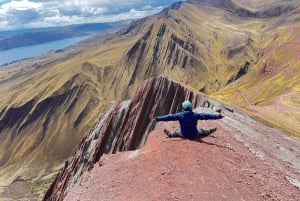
182, 100, 192, 110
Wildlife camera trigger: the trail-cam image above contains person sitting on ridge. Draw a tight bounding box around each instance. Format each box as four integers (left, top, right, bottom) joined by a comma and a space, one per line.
155, 100, 224, 139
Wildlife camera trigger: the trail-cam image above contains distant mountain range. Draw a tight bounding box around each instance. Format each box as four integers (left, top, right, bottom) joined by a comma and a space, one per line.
0, 0, 300, 200
0, 21, 131, 51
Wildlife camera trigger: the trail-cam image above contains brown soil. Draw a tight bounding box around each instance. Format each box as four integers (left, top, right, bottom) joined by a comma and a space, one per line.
65, 109, 300, 201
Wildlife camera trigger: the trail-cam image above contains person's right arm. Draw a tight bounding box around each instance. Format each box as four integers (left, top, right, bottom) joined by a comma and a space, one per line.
156, 113, 182, 122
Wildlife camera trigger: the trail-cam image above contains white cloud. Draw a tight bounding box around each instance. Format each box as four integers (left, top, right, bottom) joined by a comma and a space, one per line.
0, 0, 176, 30
115, 7, 162, 20
1, 0, 41, 11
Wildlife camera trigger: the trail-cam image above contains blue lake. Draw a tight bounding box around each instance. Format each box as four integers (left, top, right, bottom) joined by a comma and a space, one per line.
0, 35, 91, 66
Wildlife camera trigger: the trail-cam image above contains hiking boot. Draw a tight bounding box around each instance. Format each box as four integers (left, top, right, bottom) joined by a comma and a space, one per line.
202, 127, 217, 137
209, 127, 217, 134
216, 109, 222, 113
163, 129, 171, 137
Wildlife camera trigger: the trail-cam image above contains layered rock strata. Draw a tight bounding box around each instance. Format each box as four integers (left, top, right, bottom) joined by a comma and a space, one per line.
43, 76, 214, 201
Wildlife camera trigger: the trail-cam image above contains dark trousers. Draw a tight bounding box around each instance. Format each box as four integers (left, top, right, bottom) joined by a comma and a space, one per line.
169, 128, 212, 138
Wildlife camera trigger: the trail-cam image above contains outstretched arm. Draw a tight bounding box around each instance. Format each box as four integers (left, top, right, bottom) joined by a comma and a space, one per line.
195, 109, 224, 120
156, 113, 182, 122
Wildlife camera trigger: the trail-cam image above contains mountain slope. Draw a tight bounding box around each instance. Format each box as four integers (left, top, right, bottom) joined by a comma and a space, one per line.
113, 1, 260, 97
0, 0, 300, 199
43, 76, 205, 200
65, 121, 300, 201
211, 7, 300, 137
0, 41, 125, 184
45, 77, 300, 201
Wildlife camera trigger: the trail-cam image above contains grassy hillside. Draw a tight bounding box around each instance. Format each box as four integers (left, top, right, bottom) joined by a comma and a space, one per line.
211, 18, 300, 137
0, 0, 299, 199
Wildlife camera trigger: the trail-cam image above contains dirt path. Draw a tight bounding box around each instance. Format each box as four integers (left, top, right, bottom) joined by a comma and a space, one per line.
65, 108, 300, 201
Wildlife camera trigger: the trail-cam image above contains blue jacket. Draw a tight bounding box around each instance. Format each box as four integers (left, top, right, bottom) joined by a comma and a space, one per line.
156, 110, 222, 138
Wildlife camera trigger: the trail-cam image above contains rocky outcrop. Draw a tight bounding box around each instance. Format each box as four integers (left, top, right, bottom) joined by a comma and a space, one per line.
226, 61, 250, 85
45, 77, 300, 201
2, 1, 300, 200
43, 76, 214, 201
64, 114, 300, 201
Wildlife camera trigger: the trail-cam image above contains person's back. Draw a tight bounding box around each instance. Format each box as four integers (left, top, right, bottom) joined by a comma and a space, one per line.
155, 100, 223, 139
174, 110, 199, 138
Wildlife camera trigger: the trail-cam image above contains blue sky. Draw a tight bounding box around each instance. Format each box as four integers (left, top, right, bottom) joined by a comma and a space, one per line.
0, 0, 181, 30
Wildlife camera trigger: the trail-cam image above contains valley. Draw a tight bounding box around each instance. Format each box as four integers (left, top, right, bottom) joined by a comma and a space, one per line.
0, 0, 299, 200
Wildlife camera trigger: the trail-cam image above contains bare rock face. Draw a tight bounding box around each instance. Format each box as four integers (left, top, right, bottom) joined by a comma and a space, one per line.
43, 76, 211, 201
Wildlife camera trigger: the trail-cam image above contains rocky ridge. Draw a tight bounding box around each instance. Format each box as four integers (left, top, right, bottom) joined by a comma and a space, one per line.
65, 119, 300, 201
1, 0, 300, 199
45, 76, 300, 201
43, 76, 211, 200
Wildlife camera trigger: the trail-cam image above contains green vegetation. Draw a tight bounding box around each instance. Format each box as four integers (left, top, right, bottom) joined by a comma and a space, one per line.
0, 0, 299, 200
31, 179, 53, 196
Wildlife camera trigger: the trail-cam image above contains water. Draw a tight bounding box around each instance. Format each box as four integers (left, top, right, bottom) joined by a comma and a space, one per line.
0, 35, 91, 66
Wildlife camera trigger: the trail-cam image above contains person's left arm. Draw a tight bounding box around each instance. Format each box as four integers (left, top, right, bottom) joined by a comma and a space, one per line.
194, 112, 223, 120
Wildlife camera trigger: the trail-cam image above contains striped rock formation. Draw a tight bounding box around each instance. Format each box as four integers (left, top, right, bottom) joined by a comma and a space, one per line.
43, 76, 216, 200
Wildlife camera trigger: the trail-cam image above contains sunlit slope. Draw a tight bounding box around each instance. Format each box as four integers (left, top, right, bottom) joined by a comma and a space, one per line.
0, 0, 300, 198
212, 17, 300, 137
112, 2, 262, 99
0, 37, 137, 187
